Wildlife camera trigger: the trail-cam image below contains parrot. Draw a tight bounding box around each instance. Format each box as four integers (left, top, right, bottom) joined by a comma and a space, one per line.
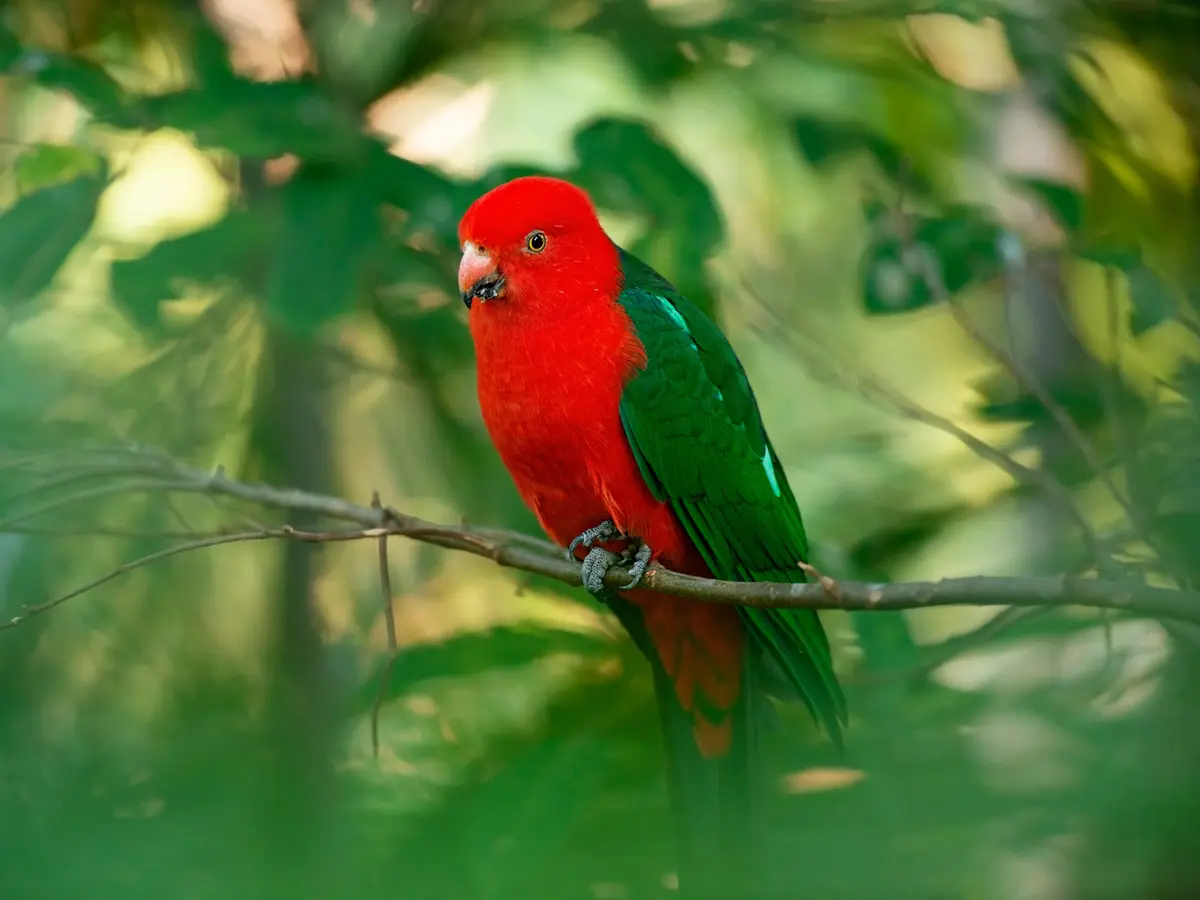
457, 175, 846, 896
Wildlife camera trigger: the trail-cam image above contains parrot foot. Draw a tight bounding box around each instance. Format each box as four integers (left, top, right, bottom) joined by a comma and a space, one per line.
566, 519, 622, 560
568, 519, 654, 597
578, 539, 654, 595
580, 547, 623, 596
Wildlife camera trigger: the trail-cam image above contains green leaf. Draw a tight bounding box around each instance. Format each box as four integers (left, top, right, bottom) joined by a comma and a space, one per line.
1075, 242, 1179, 336
1127, 264, 1179, 336
1015, 176, 1084, 233
298, 0, 425, 107
861, 240, 933, 314
1077, 243, 1142, 271
185, 12, 239, 88
358, 625, 614, 709
0, 169, 107, 306
381, 245, 457, 295
110, 208, 275, 329
264, 165, 383, 333
571, 117, 721, 248
2, 47, 134, 121
793, 115, 932, 192
465, 738, 612, 900
581, 1, 695, 84
369, 147, 468, 243
861, 204, 1002, 314
15, 144, 104, 192
141, 78, 364, 160
916, 206, 1003, 293
924, 0, 995, 22
971, 369, 1110, 432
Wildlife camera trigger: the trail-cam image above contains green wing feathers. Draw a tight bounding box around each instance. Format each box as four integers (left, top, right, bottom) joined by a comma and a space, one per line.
615, 249, 847, 746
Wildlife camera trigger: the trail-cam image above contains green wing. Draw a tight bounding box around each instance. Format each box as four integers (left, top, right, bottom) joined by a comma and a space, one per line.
615, 248, 847, 744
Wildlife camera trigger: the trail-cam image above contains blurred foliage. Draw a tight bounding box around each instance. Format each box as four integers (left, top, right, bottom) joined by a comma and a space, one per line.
0, 0, 1199, 898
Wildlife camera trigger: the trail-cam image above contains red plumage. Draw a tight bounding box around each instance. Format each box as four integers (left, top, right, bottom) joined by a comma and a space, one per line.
459, 177, 744, 756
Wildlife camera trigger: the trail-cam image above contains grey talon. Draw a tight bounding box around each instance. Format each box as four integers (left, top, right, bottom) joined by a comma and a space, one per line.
566, 519, 621, 560
580, 547, 622, 595
621, 542, 653, 590
569, 520, 652, 597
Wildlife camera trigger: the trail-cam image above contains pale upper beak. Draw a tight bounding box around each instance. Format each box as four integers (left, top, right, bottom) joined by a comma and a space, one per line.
458, 241, 505, 308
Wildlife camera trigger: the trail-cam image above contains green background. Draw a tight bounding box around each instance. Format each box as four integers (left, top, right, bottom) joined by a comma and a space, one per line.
0, 1, 1199, 897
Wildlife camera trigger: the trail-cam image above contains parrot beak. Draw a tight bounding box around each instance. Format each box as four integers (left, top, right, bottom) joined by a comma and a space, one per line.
459, 242, 505, 309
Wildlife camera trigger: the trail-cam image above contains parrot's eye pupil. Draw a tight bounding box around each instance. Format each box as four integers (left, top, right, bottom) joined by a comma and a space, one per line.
526, 230, 547, 253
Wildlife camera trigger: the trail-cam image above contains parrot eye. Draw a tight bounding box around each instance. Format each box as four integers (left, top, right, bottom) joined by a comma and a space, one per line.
525, 230, 547, 253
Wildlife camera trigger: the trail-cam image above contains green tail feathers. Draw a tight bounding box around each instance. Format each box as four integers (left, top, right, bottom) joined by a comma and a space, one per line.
606, 592, 769, 899
654, 658, 767, 900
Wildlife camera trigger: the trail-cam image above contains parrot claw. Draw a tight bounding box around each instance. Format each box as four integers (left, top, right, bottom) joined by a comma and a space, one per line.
620, 541, 652, 590
570, 519, 653, 599
577, 539, 653, 597
566, 519, 621, 560
580, 547, 623, 596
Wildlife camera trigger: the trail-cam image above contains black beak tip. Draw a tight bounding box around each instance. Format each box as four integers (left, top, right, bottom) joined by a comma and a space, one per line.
464, 273, 505, 309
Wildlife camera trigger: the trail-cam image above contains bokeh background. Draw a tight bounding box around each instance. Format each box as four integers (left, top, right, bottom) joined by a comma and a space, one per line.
0, 0, 1199, 897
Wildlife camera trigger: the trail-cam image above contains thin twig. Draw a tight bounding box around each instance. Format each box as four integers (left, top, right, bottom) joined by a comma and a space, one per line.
0, 479, 199, 531
2, 530, 281, 628
163, 495, 198, 534
370, 491, 398, 759
849, 606, 1054, 686
871, 203, 1142, 572
925, 238, 1171, 580
740, 293, 1104, 564
1099, 266, 1135, 630
0, 442, 171, 477
0, 522, 424, 629
920, 240, 1140, 534
1, 525, 237, 540
945, 295, 1125, 500
798, 560, 841, 600
0, 464, 157, 507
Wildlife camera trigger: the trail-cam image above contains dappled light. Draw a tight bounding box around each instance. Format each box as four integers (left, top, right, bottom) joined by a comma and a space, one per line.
0, 1, 1199, 899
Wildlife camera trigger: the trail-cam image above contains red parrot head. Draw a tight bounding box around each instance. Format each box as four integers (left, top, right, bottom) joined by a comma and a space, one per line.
456, 176, 619, 316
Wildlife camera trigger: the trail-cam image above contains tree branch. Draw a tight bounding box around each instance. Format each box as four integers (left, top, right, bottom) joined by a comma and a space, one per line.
1, 448, 1198, 628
